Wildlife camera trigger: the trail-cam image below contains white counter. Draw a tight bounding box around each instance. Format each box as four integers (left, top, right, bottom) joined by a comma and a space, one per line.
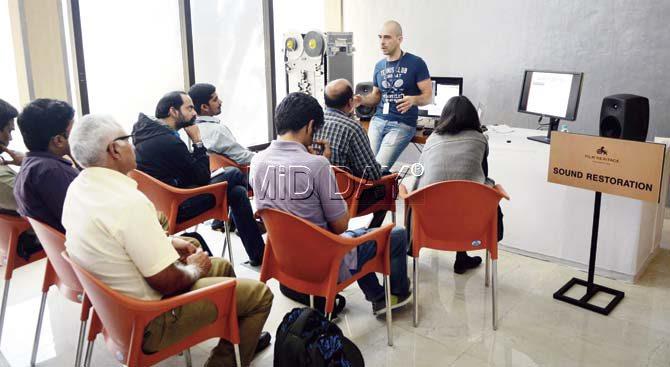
485, 128, 669, 281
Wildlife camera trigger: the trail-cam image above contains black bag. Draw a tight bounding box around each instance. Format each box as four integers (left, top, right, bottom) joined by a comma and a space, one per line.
279, 284, 346, 320
179, 231, 213, 256
17, 231, 43, 261
274, 307, 364, 367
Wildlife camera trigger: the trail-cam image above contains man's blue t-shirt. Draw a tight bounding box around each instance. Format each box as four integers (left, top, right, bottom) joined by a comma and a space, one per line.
373, 52, 430, 127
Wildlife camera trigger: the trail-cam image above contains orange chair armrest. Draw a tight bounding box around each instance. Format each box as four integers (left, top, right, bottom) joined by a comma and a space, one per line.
337, 223, 394, 247
127, 279, 237, 315
165, 181, 228, 200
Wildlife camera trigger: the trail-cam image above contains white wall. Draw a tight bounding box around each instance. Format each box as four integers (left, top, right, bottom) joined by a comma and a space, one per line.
77, 0, 184, 133
343, 0, 670, 139
191, 0, 270, 146
0, 0, 19, 109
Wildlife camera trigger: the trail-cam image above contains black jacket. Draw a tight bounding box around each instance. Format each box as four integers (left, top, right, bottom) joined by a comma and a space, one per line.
132, 113, 210, 188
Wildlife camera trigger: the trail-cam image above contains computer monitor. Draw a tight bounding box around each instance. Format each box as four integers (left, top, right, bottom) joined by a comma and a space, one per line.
420, 77, 463, 117
518, 70, 583, 144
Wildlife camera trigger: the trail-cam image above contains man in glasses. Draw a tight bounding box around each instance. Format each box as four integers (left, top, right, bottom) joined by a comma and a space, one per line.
64, 114, 273, 366
14, 98, 79, 233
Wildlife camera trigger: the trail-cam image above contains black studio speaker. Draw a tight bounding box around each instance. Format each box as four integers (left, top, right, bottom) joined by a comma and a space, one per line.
599, 94, 649, 141
355, 82, 375, 119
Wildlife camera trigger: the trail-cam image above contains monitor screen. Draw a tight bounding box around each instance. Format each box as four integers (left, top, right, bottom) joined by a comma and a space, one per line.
518, 70, 583, 120
421, 77, 463, 117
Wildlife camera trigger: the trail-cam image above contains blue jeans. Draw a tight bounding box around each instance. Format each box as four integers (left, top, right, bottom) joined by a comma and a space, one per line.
178, 167, 265, 263
368, 116, 417, 171
344, 227, 410, 303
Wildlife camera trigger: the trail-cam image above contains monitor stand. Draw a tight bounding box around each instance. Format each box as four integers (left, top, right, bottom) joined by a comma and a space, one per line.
527, 117, 560, 144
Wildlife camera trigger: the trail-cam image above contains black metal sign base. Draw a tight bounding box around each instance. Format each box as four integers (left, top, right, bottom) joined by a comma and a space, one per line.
553, 192, 625, 315
553, 277, 624, 315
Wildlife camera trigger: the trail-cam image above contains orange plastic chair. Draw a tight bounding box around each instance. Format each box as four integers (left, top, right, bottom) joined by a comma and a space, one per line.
399, 181, 510, 330
62, 252, 241, 367
209, 153, 250, 175
127, 169, 235, 262
209, 153, 254, 198
26, 218, 91, 367
257, 208, 396, 346
0, 215, 45, 347
332, 167, 398, 223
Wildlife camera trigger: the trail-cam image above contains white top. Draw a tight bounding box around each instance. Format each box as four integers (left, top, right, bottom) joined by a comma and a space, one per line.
196, 115, 255, 165
62, 167, 179, 300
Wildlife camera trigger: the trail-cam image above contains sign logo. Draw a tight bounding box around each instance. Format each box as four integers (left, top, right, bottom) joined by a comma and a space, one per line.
596, 146, 608, 156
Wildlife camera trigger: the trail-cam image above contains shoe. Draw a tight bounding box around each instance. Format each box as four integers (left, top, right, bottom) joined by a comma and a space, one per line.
246, 259, 262, 267
211, 219, 236, 233
254, 331, 271, 355
372, 292, 412, 315
454, 254, 482, 274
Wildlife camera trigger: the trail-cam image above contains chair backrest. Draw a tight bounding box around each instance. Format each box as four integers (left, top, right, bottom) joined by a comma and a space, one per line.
257, 208, 354, 297
127, 170, 179, 221
26, 218, 83, 300
0, 214, 40, 279
62, 252, 238, 366
402, 181, 504, 258
332, 167, 397, 217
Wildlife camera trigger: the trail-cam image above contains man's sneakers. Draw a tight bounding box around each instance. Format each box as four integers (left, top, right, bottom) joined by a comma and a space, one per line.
454, 252, 483, 274
372, 293, 412, 316
254, 331, 271, 355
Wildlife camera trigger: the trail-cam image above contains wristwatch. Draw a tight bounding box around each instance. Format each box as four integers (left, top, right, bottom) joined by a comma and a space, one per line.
192, 141, 204, 149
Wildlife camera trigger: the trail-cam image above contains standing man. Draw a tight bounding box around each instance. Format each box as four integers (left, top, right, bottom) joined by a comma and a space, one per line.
357, 20, 432, 170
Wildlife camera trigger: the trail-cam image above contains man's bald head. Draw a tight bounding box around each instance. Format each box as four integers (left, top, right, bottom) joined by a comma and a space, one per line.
382, 20, 403, 37
324, 79, 354, 110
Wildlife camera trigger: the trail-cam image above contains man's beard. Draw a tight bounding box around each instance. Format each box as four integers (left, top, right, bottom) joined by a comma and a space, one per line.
175, 112, 196, 129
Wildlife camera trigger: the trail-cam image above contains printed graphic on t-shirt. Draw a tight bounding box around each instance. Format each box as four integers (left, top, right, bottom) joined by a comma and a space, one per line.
380, 66, 409, 103
372, 52, 430, 127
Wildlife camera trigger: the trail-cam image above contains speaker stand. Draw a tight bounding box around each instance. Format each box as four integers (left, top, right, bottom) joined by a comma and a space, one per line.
527, 117, 560, 144
553, 192, 625, 315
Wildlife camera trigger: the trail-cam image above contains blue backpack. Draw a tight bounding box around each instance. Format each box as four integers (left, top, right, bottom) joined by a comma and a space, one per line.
274, 307, 365, 367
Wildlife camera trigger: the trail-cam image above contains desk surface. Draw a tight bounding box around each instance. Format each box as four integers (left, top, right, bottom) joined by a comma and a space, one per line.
485, 127, 668, 280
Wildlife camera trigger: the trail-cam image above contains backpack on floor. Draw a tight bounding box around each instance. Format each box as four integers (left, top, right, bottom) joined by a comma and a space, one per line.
274, 307, 364, 367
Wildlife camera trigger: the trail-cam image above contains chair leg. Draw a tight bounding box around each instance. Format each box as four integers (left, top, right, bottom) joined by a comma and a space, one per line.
184, 348, 193, 367
224, 221, 234, 265
485, 249, 490, 288
74, 320, 87, 367
0, 279, 11, 346
384, 275, 393, 346
83, 340, 94, 367
492, 259, 498, 331
30, 291, 48, 366
309, 295, 314, 309
234, 344, 242, 367
413, 257, 418, 327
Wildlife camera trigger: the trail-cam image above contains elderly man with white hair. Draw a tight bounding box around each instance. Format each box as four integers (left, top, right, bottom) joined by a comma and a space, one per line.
62, 114, 273, 367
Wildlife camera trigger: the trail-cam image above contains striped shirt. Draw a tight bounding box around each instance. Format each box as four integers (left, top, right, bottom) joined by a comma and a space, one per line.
315, 108, 382, 180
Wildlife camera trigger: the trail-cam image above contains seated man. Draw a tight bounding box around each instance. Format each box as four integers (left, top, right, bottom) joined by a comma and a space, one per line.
314, 79, 389, 228
64, 114, 273, 367
188, 83, 255, 166
14, 99, 79, 233
132, 91, 265, 265
11, 99, 206, 250
250, 92, 411, 314
0, 99, 41, 259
